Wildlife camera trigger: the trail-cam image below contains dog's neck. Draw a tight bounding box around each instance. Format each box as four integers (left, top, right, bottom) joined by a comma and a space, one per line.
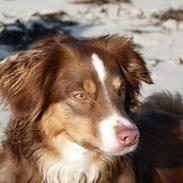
46, 141, 100, 183
38, 141, 127, 183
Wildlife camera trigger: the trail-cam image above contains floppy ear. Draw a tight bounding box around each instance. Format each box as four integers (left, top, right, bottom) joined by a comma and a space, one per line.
0, 49, 60, 121
94, 35, 153, 108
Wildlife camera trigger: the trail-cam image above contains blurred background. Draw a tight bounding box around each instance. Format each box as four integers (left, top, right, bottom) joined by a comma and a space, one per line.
0, 0, 183, 139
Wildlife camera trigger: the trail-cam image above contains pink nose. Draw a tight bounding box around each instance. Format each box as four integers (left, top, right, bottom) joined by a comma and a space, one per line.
116, 127, 140, 147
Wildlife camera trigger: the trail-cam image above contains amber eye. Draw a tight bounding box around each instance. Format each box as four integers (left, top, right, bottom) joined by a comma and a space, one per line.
73, 92, 87, 100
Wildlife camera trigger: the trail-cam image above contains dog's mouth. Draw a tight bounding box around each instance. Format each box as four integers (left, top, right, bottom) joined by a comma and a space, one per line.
79, 141, 138, 157
84, 140, 139, 157
101, 141, 139, 156
79, 128, 139, 156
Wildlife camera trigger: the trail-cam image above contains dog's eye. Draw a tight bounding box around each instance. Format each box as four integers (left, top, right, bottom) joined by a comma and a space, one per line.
120, 86, 126, 97
73, 92, 87, 100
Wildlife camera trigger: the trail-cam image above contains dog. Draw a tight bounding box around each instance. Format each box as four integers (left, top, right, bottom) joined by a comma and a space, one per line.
0, 35, 152, 183
0, 34, 182, 183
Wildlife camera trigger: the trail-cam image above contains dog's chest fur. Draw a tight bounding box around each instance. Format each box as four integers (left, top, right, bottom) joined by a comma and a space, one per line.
31, 141, 135, 183
41, 142, 101, 183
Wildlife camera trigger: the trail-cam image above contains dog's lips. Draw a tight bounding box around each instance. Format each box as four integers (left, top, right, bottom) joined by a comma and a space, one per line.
100, 141, 139, 156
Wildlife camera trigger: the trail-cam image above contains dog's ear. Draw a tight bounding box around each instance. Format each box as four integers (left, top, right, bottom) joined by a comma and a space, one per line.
94, 35, 153, 108
0, 48, 61, 120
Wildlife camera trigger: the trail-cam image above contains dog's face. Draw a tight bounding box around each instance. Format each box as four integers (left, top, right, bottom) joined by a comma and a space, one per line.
0, 35, 152, 155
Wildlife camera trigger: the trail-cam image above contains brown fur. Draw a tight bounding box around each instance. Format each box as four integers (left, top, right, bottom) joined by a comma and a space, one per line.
88, 35, 153, 108
0, 35, 152, 183
1, 34, 183, 183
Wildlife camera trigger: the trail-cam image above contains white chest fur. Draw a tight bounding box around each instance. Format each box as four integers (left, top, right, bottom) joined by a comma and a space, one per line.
42, 141, 99, 183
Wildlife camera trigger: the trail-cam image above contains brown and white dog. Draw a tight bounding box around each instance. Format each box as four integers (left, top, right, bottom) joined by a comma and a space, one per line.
0, 35, 152, 183
0, 35, 182, 183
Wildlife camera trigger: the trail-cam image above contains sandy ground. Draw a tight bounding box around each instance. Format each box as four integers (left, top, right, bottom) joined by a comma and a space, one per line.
0, 0, 183, 139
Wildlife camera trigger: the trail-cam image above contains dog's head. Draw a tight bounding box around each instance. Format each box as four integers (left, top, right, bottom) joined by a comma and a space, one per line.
0, 35, 152, 155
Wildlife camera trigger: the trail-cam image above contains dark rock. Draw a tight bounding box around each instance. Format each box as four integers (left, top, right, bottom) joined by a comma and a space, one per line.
152, 9, 183, 22
0, 11, 78, 53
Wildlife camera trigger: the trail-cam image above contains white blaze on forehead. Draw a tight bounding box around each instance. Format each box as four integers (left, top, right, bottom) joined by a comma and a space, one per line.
91, 53, 106, 83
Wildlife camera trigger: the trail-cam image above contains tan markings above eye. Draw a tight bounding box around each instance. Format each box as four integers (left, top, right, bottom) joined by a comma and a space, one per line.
83, 80, 96, 94
74, 92, 87, 100
112, 76, 122, 90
